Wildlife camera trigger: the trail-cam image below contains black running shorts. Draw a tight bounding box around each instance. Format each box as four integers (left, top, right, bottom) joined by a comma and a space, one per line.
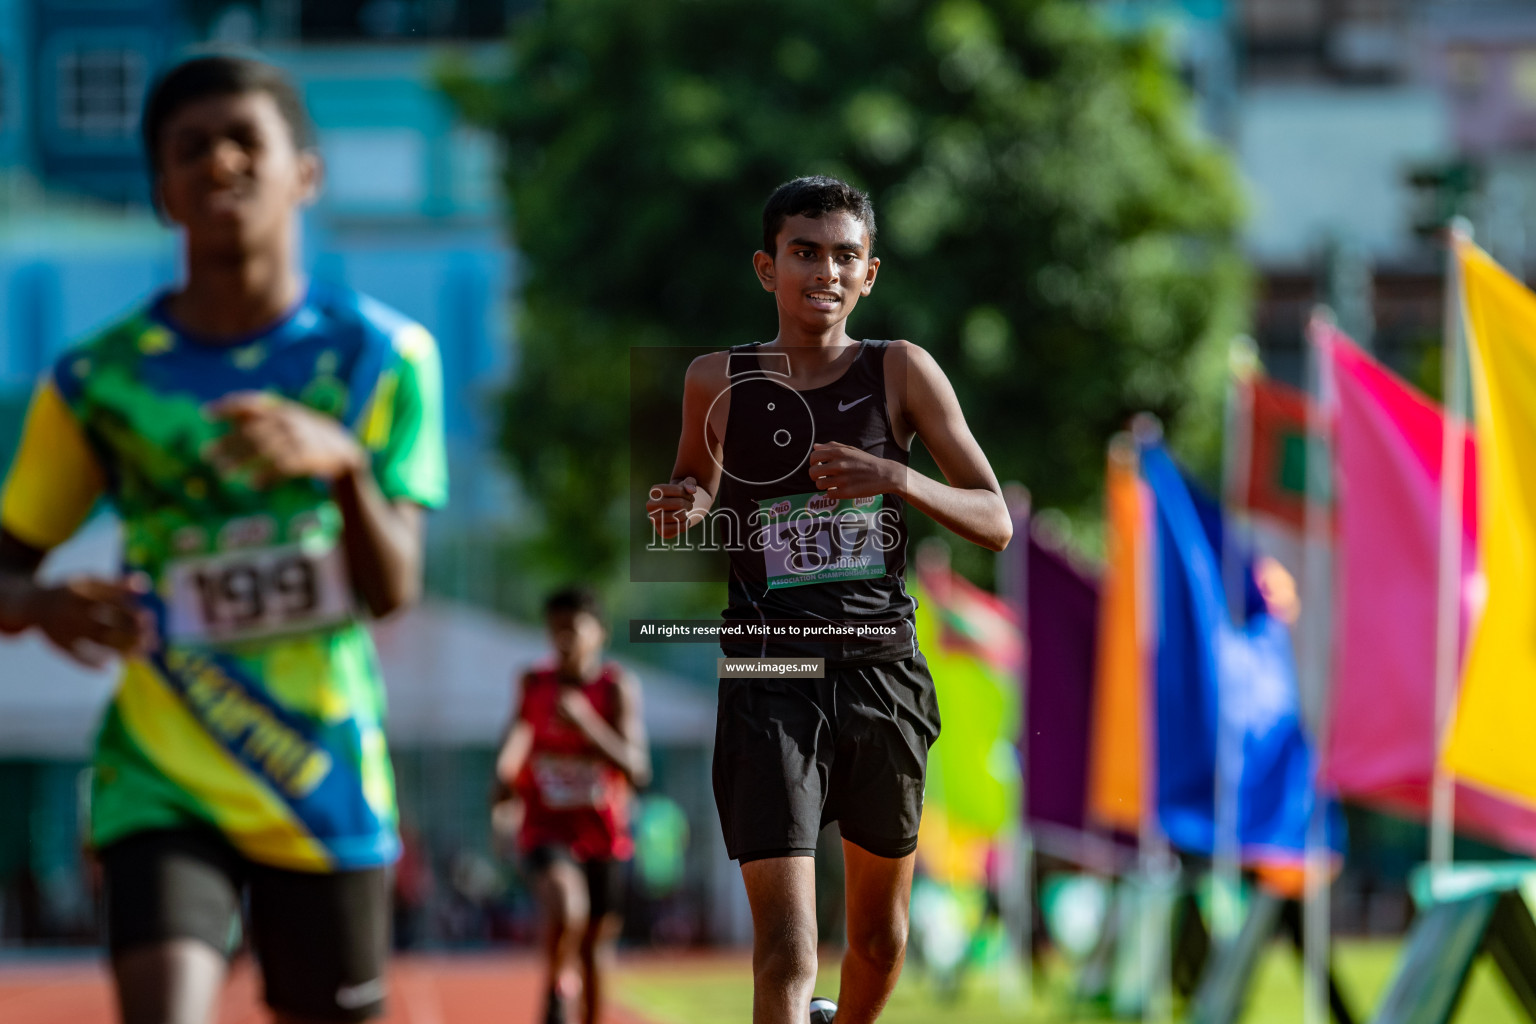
102, 827, 390, 1022
712, 654, 940, 862
524, 844, 626, 922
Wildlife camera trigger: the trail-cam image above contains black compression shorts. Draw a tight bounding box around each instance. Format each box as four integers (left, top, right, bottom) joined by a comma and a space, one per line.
102, 827, 390, 1022
524, 844, 626, 922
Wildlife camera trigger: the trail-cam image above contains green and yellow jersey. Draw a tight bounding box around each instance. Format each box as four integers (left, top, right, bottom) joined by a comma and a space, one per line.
1, 282, 447, 871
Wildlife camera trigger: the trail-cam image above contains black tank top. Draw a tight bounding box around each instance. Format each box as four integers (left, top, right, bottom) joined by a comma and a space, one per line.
715, 340, 918, 666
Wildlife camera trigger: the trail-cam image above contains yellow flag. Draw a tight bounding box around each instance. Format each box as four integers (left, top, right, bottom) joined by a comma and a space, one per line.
1443, 240, 1536, 805
1086, 441, 1153, 832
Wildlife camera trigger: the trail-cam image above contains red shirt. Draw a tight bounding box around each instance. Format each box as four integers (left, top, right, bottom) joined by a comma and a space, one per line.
513, 663, 635, 862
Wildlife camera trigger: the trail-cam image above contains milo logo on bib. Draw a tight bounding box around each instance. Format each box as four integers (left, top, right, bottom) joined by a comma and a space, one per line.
758, 491, 889, 589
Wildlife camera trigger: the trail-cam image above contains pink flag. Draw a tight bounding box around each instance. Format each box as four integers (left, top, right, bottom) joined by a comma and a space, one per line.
1324, 328, 1536, 852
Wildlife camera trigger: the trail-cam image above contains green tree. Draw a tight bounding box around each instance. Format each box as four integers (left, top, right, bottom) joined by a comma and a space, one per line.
442, 0, 1247, 582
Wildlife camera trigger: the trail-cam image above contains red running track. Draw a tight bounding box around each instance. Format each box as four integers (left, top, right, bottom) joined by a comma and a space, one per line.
0, 953, 661, 1024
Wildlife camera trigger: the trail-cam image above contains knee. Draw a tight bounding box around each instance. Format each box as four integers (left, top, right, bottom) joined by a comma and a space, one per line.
581, 916, 616, 959
540, 873, 589, 934
849, 918, 907, 974
754, 927, 819, 991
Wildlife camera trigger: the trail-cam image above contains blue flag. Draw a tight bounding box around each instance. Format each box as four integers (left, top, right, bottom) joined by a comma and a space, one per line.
1141, 444, 1343, 864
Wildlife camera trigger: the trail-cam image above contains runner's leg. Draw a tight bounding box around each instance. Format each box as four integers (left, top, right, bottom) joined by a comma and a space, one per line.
741, 855, 819, 1024
105, 829, 243, 1024
248, 862, 390, 1022
113, 940, 227, 1024
579, 911, 621, 1024
578, 859, 623, 1024
835, 841, 916, 1024
538, 859, 590, 1016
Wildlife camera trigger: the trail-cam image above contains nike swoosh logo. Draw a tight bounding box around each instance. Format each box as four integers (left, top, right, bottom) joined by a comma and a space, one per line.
335, 979, 386, 1009
838, 395, 872, 412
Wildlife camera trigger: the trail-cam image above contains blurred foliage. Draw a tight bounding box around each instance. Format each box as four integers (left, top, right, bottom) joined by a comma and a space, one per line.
440, 0, 1249, 584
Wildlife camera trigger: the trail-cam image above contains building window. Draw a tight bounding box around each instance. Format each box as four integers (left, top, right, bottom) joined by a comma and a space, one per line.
1446, 47, 1486, 99
56, 49, 146, 138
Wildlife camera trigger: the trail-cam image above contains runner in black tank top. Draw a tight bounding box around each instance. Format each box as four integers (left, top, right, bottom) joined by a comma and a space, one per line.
645, 177, 1012, 1024
716, 339, 916, 665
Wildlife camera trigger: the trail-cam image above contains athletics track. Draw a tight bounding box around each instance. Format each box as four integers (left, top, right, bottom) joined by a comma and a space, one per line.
0, 952, 675, 1024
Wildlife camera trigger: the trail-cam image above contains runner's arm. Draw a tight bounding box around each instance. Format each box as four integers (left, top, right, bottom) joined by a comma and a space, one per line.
494, 696, 535, 794
646, 352, 728, 539
207, 393, 427, 618
331, 471, 425, 619
495, 675, 535, 780
0, 379, 154, 662
811, 342, 1010, 551
558, 672, 651, 787
896, 344, 1011, 550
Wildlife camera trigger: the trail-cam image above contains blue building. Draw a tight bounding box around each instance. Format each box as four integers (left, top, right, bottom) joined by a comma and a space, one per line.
0, 0, 522, 525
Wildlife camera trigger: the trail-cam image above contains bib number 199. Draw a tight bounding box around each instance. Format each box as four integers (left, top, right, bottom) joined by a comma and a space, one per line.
191, 554, 319, 633
167, 540, 353, 643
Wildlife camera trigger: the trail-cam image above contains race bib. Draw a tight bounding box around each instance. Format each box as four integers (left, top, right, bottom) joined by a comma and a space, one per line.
165, 536, 355, 644
531, 755, 606, 809
759, 492, 888, 589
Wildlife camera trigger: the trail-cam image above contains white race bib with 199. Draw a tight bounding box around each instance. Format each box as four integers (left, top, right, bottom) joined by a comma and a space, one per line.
758, 492, 887, 589
165, 536, 354, 643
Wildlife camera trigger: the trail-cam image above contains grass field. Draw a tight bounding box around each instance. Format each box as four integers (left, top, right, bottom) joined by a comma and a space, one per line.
616, 940, 1530, 1023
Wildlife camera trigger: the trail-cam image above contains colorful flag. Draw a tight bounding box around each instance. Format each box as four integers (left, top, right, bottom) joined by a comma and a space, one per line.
913, 571, 1022, 884
1023, 532, 1098, 835
1142, 444, 1342, 864
1235, 375, 1326, 532
1443, 241, 1536, 813
1317, 329, 1536, 851
1087, 445, 1153, 835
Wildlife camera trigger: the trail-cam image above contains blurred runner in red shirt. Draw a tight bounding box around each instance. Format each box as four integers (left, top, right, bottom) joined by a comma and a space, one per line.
493, 588, 650, 1024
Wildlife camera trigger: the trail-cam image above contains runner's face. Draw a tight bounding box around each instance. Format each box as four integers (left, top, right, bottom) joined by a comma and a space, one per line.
155, 90, 318, 253
757, 211, 879, 330
547, 609, 605, 666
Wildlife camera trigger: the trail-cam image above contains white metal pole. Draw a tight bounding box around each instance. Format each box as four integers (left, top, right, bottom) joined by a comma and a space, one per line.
1430, 218, 1473, 870
1215, 337, 1259, 948
1301, 310, 1338, 1024
1127, 416, 1173, 1024
999, 485, 1032, 1013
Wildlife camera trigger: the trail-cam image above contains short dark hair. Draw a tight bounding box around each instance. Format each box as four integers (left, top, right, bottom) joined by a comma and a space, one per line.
544, 586, 604, 622
762, 176, 877, 255
142, 54, 315, 177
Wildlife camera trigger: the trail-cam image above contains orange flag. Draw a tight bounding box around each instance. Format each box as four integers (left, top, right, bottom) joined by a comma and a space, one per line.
1087, 441, 1153, 833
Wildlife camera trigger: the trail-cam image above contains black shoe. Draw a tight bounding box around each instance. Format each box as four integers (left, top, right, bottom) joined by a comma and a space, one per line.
542, 990, 567, 1024
809, 996, 838, 1023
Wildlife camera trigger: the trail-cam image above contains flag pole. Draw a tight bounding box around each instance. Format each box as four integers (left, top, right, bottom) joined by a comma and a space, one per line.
1000, 483, 1033, 1012
1129, 414, 1173, 1024
1430, 218, 1472, 870
1216, 336, 1259, 948
1301, 308, 1337, 1024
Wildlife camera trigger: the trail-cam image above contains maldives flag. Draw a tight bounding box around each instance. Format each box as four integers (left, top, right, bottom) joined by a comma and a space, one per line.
1235, 375, 1328, 532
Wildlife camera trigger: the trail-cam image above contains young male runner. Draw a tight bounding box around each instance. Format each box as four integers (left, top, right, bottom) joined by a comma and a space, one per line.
493, 587, 650, 1024
646, 176, 1011, 1024
0, 56, 446, 1023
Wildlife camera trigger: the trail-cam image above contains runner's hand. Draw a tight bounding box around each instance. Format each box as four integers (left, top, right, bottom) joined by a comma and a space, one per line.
31, 575, 155, 668
205, 392, 366, 487
646, 477, 703, 537
490, 795, 524, 852
809, 442, 902, 499
556, 689, 604, 738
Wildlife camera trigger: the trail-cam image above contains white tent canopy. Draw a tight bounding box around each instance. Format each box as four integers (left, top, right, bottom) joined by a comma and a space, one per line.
0, 521, 714, 757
